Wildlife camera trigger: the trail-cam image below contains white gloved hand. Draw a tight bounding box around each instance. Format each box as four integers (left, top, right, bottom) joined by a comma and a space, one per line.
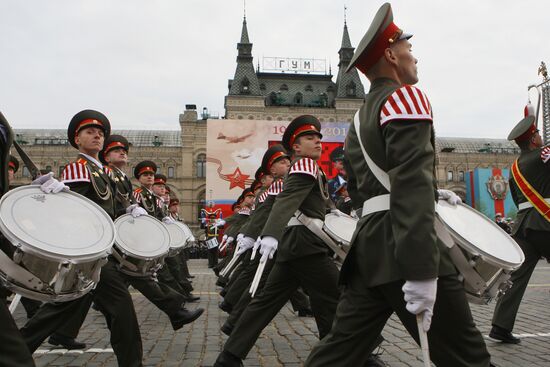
236, 233, 244, 242
402, 278, 438, 332
215, 219, 226, 227
131, 206, 148, 218
250, 237, 261, 260
126, 203, 139, 214
32, 172, 69, 194
226, 236, 234, 245
259, 236, 278, 263
235, 236, 256, 256
437, 189, 462, 206
162, 216, 176, 224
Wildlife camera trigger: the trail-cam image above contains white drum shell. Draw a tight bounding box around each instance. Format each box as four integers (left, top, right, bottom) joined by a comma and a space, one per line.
164, 221, 191, 256
323, 214, 357, 247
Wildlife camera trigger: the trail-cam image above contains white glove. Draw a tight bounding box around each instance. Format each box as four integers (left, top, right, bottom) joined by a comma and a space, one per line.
236, 233, 244, 242
126, 203, 139, 214
437, 189, 462, 206
130, 206, 148, 218
250, 237, 261, 260
162, 216, 176, 224
215, 219, 226, 227
226, 236, 234, 245
235, 236, 256, 256
402, 278, 438, 332
259, 236, 278, 263
32, 172, 69, 194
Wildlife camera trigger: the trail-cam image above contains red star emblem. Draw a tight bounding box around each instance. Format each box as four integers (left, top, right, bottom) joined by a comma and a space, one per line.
226, 167, 249, 190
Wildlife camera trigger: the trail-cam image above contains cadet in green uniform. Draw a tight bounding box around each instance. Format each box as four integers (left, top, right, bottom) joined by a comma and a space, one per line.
20, 110, 144, 367
214, 115, 341, 366
168, 198, 194, 279
0, 113, 36, 367
490, 116, 550, 343
305, 4, 491, 367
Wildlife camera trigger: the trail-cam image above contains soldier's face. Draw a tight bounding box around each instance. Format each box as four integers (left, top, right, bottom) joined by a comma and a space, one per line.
243, 195, 255, 207
139, 172, 154, 186
390, 40, 418, 85
152, 184, 166, 196
261, 174, 274, 187
270, 158, 290, 178
293, 134, 322, 160
169, 204, 179, 214
75, 127, 104, 154
105, 148, 128, 167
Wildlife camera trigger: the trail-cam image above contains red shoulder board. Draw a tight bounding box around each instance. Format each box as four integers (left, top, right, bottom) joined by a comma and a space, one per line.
62, 161, 90, 183
258, 191, 269, 203
541, 146, 550, 164
76, 158, 88, 165
289, 158, 318, 178
267, 179, 284, 195
380, 85, 433, 126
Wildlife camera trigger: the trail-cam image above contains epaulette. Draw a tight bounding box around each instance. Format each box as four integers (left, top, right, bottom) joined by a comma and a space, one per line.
380, 85, 433, 126
267, 179, 284, 195
76, 158, 88, 165
61, 161, 91, 183
258, 191, 269, 203
289, 158, 318, 178
541, 146, 550, 163
134, 187, 143, 194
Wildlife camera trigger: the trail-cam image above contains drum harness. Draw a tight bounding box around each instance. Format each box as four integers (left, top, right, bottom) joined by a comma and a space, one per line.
352, 111, 495, 296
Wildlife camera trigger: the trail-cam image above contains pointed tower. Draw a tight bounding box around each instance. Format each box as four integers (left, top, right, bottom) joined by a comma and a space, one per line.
228, 17, 261, 96
335, 21, 365, 99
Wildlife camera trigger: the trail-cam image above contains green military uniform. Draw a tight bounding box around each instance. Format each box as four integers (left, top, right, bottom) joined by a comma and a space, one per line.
215, 116, 340, 365
305, 5, 490, 367
491, 116, 550, 338
20, 110, 144, 367
0, 112, 36, 366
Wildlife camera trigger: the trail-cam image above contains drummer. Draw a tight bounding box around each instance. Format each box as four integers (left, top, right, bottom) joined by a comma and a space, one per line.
214, 115, 344, 366
304, 4, 490, 366
19, 110, 144, 366
490, 115, 550, 343
168, 197, 194, 280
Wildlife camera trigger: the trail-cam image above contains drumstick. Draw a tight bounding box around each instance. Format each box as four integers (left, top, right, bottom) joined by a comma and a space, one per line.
416, 314, 431, 367
250, 260, 266, 297
9, 294, 21, 314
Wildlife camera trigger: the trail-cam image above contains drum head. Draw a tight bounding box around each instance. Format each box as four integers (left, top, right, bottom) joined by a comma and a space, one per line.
323, 213, 357, 245
165, 222, 191, 250
436, 201, 524, 270
114, 214, 170, 259
0, 186, 114, 262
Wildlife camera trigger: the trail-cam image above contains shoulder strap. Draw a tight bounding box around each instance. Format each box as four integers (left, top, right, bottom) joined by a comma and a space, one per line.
511, 159, 550, 221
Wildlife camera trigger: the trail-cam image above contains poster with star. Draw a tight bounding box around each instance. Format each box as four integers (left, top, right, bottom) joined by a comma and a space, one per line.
206, 119, 349, 218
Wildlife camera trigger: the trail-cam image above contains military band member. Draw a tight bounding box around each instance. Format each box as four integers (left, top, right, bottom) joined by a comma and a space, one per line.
214, 115, 342, 366
490, 115, 550, 343
202, 201, 223, 268
20, 110, 144, 367
304, 4, 491, 366
133, 161, 163, 217
168, 198, 194, 279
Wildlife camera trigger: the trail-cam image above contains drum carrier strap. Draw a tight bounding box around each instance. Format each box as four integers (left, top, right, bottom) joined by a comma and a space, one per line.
511, 159, 550, 222
353, 111, 488, 289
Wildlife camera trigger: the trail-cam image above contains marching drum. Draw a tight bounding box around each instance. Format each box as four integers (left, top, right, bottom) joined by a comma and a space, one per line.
436, 201, 525, 304
0, 186, 114, 302
206, 237, 219, 249
164, 221, 192, 256
322, 213, 357, 265
113, 214, 170, 277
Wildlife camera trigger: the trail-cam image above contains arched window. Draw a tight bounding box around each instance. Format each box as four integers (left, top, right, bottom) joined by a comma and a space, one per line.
346, 82, 356, 97
259, 83, 266, 91
240, 78, 250, 94
196, 154, 206, 178
168, 166, 175, 178
294, 92, 303, 105
58, 165, 65, 178
319, 93, 328, 107
279, 84, 288, 91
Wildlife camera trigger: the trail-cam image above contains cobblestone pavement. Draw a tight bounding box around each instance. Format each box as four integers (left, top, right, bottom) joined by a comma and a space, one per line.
13, 259, 550, 366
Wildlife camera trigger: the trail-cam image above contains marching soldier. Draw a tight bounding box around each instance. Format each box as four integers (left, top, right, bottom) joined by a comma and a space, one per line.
304, 4, 491, 366
490, 116, 550, 343
168, 198, 194, 279
214, 115, 342, 366
20, 110, 144, 367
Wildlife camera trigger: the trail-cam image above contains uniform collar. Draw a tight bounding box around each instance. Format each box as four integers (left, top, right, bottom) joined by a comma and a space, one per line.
369, 77, 400, 92
80, 153, 103, 169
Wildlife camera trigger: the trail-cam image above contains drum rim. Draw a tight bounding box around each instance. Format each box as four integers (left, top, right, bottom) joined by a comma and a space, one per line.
0, 186, 115, 263
164, 221, 190, 250
436, 201, 525, 270
323, 213, 357, 246
114, 214, 170, 259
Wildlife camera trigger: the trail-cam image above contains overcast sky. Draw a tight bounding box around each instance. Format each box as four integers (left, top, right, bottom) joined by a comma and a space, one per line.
1, 0, 549, 138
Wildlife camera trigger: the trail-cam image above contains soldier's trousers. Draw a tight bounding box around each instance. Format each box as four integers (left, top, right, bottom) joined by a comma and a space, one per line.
224, 253, 340, 359
207, 247, 218, 268
0, 296, 35, 367
179, 250, 191, 277
305, 275, 491, 367
158, 257, 193, 294
492, 229, 550, 331
21, 259, 143, 367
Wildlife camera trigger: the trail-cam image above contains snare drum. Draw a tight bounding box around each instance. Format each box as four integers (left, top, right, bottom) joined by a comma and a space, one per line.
164, 221, 191, 257
323, 213, 358, 247
436, 201, 525, 304
113, 214, 170, 277
206, 237, 219, 249
0, 186, 114, 302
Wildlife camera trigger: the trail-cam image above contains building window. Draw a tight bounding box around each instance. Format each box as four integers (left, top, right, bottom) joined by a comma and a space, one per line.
22, 167, 30, 178
259, 83, 266, 91
196, 154, 206, 178
45, 165, 52, 173
168, 166, 175, 178
346, 82, 356, 97
279, 84, 288, 91
58, 165, 65, 177
305, 85, 313, 92
294, 92, 303, 105
240, 77, 250, 94
447, 170, 454, 182
458, 171, 464, 182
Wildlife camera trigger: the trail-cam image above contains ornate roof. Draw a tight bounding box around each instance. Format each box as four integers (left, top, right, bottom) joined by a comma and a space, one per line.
335, 22, 365, 99
435, 137, 520, 154
228, 17, 261, 96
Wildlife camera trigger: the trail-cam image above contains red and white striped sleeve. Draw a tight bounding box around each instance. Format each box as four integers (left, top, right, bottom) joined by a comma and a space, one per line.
133, 189, 142, 204
288, 158, 318, 178
541, 146, 550, 164
267, 179, 284, 196
380, 85, 433, 126
258, 191, 269, 203
61, 162, 91, 183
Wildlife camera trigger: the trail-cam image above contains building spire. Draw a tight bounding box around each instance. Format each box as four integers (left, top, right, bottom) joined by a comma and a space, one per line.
344, 5, 347, 25
240, 16, 250, 44
229, 11, 260, 96
335, 18, 365, 99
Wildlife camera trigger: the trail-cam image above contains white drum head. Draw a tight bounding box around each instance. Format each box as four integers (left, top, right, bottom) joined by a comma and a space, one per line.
0, 186, 114, 262
165, 222, 190, 250
114, 214, 170, 259
323, 213, 357, 245
436, 201, 524, 270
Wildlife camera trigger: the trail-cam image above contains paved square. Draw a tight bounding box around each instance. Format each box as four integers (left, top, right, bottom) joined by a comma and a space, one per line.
13, 259, 550, 366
